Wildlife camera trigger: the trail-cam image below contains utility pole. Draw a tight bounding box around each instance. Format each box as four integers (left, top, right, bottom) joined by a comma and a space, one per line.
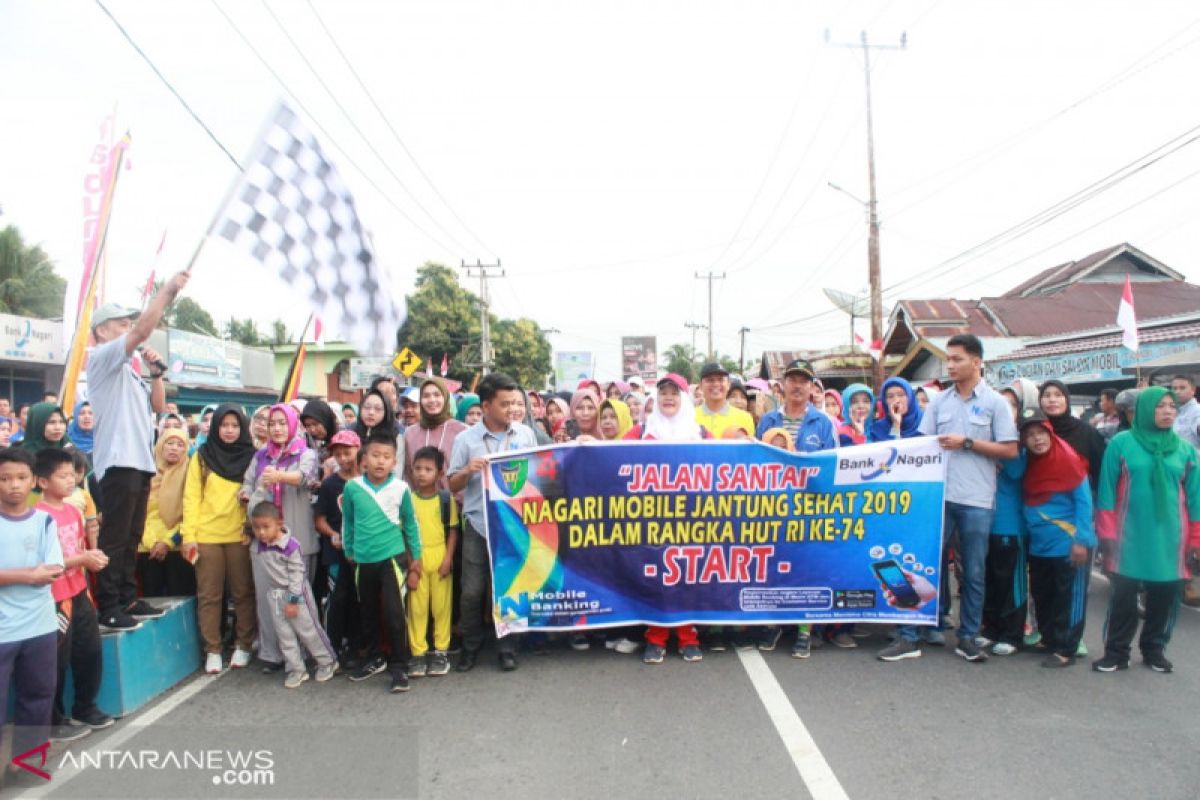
461, 259, 503, 375
828, 29, 906, 389
684, 322, 707, 360
738, 326, 750, 375
694, 271, 726, 361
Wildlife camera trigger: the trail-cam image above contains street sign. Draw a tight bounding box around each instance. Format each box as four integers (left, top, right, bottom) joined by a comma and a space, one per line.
392, 348, 422, 377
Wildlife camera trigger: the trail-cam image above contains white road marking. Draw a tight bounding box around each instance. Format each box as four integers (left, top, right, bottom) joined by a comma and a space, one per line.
737, 649, 850, 800
24, 671, 224, 798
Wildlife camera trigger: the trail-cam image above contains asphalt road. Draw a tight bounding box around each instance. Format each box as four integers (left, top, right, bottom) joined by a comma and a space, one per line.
15, 573, 1200, 800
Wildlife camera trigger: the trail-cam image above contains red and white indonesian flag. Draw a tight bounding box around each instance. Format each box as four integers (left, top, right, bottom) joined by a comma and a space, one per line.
1117, 274, 1138, 352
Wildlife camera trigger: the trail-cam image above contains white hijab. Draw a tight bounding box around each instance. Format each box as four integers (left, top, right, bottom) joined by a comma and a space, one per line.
644, 384, 704, 441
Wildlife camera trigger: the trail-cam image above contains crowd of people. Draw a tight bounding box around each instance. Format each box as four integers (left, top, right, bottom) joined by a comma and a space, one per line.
1, 271, 1198, 767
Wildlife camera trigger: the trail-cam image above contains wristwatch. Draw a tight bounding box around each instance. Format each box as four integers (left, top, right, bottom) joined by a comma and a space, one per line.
962, 437, 974, 451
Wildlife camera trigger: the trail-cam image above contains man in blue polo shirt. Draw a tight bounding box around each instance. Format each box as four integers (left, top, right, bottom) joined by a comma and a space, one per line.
878, 333, 1018, 663
447, 372, 539, 674
755, 359, 836, 452
753, 359, 835, 653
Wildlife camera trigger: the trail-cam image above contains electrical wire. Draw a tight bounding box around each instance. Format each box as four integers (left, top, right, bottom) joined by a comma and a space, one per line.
304, 0, 495, 257
258, 0, 475, 256
93, 0, 242, 170
882, 120, 1200, 296
208, 0, 459, 254
886, 20, 1200, 217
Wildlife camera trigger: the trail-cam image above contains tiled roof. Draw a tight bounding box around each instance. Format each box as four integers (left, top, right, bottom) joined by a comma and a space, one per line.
981, 281, 1200, 337
890, 298, 1005, 339
1000, 242, 1181, 298
1001, 243, 1127, 298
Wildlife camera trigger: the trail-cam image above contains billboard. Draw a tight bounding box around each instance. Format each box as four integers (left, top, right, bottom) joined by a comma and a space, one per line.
621, 336, 657, 381
167, 329, 243, 387
554, 351, 593, 390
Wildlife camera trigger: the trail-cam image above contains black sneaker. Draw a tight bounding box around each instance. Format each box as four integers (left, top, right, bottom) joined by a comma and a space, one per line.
50, 723, 92, 743
757, 626, 783, 652
1143, 653, 1174, 673
99, 610, 142, 632
349, 656, 388, 682
74, 708, 115, 729
954, 638, 988, 663
1092, 655, 1129, 672
126, 600, 165, 619
877, 638, 921, 661
389, 671, 411, 693
260, 660, 285, 674
428, 651, 450, 676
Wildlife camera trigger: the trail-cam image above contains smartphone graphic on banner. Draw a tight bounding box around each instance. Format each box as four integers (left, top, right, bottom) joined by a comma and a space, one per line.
871, 559, 921, 608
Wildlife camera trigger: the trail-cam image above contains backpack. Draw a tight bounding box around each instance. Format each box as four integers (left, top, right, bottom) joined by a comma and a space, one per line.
437, 489, 454, 535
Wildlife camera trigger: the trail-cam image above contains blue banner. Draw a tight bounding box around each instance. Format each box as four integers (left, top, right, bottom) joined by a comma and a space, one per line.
483, 437, 947, 633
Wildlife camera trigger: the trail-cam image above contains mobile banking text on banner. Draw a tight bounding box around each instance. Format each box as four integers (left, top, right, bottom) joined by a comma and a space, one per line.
482, 437, 947, 634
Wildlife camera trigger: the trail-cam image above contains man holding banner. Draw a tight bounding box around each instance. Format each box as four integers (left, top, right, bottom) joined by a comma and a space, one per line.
878, 334, 1018, 663
89, 271, 189, 632
448, 373, 539, 673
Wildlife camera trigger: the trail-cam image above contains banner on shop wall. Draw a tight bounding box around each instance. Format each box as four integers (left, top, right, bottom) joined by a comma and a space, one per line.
483, 437, 946, 633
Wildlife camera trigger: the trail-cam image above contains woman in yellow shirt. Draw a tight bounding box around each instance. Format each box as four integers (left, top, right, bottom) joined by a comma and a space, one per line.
181, 405, 257, 674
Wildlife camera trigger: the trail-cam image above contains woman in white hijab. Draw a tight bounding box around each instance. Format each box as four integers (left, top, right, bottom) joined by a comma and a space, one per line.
623, 373, 710, 665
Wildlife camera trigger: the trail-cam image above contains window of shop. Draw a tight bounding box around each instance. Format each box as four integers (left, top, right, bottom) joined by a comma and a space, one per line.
0, 367, 51, 409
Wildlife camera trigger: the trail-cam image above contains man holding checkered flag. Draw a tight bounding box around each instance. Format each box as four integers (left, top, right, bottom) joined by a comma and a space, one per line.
211, 102, 401, 356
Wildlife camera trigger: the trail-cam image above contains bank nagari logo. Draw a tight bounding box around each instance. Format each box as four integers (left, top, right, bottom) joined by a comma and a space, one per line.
834, 443, 945, 486
858, 447, 898, 480
15, 320, 31, 350
491, 459, 528, 496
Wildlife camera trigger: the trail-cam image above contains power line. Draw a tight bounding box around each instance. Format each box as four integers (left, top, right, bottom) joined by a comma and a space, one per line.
258, 0, 475, 256
941, 163, 1200, 297
207, 0, 458, 254
882, 120, 1200, 296
722, 61, 857, 275
886, 19, 1200, 218
93, 0, 242, 170
303, 0, 494, 258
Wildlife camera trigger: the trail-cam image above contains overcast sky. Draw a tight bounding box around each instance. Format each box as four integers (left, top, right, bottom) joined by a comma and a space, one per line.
4, 0, 1200, 380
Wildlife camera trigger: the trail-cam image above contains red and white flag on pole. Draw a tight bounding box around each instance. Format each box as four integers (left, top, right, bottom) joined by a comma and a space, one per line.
868, 339, 883, 362
1117, 274, 1138, 352
312, 316, 325, 346
440, 353, 449, 376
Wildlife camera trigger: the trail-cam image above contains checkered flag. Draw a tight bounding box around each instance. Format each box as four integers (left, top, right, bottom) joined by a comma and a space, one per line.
214, 103, 401, 355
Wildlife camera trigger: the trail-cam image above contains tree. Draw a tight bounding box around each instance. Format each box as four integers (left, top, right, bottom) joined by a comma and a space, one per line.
0, 225, 67, 318
397, 262, 479, 381
269, 319, 290, 345
718, 354, 742, 376
661, 343, 700, 383
166, 297, 219, 336
492, 318, 552, 389
225, 317, 263, 346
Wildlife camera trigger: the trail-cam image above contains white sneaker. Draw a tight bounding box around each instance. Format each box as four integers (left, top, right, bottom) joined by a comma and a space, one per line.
205, 653, 223, 674
230, 648, 253, 668
992, 642, 1018, 656
604, 637, 640, 654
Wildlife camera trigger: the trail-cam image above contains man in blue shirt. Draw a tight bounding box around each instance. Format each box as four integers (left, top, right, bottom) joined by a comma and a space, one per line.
755, 359, 836, 452
878, 334, 1019, 663
88, 271, 188, 631
448, 372, 539, 673
754, 359, 835, 654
